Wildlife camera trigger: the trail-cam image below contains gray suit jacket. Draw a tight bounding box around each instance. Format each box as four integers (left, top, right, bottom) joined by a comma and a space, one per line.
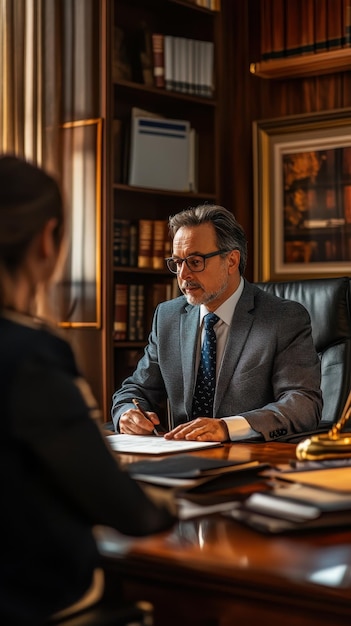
112, 280, 322, 441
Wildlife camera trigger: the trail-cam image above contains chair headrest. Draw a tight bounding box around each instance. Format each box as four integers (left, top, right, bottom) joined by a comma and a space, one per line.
255, 277, 351, 353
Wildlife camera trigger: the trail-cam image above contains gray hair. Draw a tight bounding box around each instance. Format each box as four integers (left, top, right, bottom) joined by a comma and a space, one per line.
168, 204, 247, 275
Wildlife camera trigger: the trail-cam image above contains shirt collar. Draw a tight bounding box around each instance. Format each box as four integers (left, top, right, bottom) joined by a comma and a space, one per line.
199, 276, 244, 326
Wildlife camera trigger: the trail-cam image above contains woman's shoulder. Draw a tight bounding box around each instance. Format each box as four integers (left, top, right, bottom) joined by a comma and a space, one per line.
0, 313, 77, 374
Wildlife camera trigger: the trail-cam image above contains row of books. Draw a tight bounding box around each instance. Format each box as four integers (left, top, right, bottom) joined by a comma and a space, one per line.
114, 281, 179, 342
260, 0, 351, 61
113, 23, 214, 99
152, 34, 215, 97
114, 218, 171, 270
113, 107, 198, 192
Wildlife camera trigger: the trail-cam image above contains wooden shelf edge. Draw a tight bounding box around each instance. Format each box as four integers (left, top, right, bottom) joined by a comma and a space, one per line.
113, 265, 169, 275
250, 48, 351, 79
113, 183, 216, 199
115, 79, 216, 106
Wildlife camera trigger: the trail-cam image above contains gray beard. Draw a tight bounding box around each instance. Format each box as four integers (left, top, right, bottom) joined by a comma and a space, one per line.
181, 277, 228, 306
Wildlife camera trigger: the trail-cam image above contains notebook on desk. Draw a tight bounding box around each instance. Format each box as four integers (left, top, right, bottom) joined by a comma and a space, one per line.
125, 454, 269, 502
126, 454, 265, 485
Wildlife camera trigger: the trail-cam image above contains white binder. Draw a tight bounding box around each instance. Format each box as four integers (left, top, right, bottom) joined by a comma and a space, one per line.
128, 115, 191, 191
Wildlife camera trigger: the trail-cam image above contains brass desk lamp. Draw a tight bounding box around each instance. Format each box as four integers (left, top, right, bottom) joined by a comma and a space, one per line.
296, 390, 351, 460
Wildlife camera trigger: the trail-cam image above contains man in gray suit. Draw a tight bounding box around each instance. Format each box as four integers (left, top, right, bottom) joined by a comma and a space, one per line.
112, 204, 322, 442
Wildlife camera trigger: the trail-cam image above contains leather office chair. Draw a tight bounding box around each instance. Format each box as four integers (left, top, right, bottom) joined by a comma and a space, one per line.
256, 276, 351, 440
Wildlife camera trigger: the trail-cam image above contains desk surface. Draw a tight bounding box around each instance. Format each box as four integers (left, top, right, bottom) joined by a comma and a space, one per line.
100, 442, 351, 626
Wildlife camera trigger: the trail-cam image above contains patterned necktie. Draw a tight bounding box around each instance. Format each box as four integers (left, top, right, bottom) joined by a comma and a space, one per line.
192, 312, 219, 418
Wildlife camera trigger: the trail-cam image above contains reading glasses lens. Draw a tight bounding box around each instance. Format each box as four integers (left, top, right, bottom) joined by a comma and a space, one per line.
167, 256, 205, 274
166, 250, 232, 274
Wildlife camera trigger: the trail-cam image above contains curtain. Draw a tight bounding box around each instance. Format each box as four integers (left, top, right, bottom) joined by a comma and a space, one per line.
0, 0, 101, 326
0, 0, 45, 162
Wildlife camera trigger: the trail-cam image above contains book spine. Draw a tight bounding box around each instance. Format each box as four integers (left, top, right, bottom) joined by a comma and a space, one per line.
344, 185, 351, 223
183, 37, 190, 93
152, 33, 165, 88
120, 220, 130, 266
285, 0, 303, 57
114, 283, 128, 341
343, 148, 351, 224
173, 37, 181, 92
199, 40, 207, 97
113, 219, 123, 266
138, 219, 154, 268
187, 38, 195, 95
344, 1, 351, 46
194, 39, 201, 95
113, 219, 130, 267
178, 37, 187, 93
128, 284, 138, 341
139, 24, 154, 86
204, 40, 214, 97
260, 0, 272, 60
136, 284, 145, 341
271, 0, 285, 59
164, 35, 174, 91
314, 0, 328, 52
327, 0, 343, 50
129, 222, 138, 267
153, 220, 167, 269
301, 0, 315, 55
343, 145, 351, 175
164, 228, 171, 260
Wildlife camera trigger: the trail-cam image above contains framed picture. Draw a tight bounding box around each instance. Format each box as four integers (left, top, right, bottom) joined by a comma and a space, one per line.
253, 109, 351, 281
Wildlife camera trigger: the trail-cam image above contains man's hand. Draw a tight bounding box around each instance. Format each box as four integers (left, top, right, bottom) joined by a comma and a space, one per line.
119, 408, 160, 435
164, 418, 229, 442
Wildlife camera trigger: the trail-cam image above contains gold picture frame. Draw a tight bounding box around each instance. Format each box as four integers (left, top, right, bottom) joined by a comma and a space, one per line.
253, 108, 351, 282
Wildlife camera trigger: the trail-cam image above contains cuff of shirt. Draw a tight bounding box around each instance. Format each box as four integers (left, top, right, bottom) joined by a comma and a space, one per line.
222, 416, 262, 441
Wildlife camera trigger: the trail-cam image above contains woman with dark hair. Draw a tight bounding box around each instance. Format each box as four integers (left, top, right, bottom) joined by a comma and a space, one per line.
0, 155, 176, 625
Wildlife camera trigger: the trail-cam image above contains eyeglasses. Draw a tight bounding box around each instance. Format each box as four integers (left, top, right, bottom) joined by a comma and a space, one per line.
166, 249, 231, 274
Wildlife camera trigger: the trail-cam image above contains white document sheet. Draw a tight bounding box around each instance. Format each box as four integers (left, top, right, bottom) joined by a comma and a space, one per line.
106, 434, 222, 455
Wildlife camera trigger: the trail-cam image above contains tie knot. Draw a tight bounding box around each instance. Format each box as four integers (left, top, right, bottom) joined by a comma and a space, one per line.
204, 312, 219, 330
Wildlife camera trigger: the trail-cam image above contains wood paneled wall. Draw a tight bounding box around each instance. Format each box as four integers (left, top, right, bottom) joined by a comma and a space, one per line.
219, 0, 351, 281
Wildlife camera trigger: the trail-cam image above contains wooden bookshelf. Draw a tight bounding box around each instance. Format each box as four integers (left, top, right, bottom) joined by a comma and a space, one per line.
105, 0, 222, 402
250, 48, 351, 80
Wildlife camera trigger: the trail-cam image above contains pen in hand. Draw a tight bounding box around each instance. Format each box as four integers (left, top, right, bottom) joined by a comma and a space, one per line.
132, 398, 161, 437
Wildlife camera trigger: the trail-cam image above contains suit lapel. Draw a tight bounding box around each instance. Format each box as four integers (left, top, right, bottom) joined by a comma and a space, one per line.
214, 281, 255, 412
180, 304, 200, 419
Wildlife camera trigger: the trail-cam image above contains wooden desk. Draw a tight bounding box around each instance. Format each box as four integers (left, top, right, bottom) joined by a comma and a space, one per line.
99, 442, 351, 626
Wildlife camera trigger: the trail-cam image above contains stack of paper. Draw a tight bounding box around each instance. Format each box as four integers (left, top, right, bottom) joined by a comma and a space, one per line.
226, 472, 351, 534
